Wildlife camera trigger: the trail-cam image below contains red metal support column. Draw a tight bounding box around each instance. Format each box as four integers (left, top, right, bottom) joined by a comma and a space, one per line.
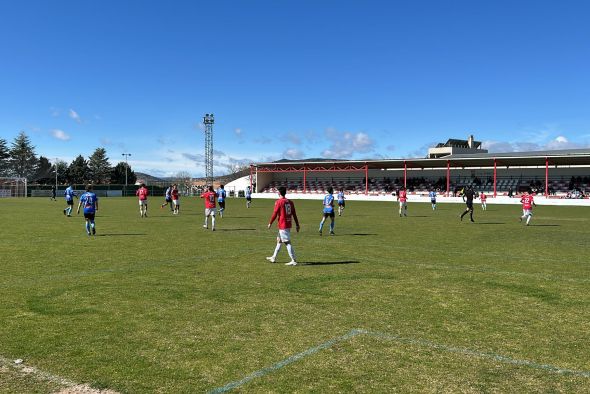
303, 165, 307, 194
404, 160, 407, 188
493, 159, 497, 198
545, 157, 549, 197
365, 164, 369, 195
249, 165, 253, 192
446, 160, 450, 197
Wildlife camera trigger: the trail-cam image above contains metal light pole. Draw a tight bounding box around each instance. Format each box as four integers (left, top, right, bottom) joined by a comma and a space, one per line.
203, 113, 214, 186
55, 157, 59, 196
122, 153, 132, 196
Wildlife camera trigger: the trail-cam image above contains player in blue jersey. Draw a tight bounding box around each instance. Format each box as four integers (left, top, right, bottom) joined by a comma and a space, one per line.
217, 185, 227, 218
319, 186, 335, 236
245, 186, 252, 208
63, 184, 77, 217
160, 185, 173, 212
337, 188, 346, 216
429, 189, 437, 210
77, 184, 99, 236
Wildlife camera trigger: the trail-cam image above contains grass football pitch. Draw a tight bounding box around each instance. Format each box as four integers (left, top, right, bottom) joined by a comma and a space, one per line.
1, 197, 589, 393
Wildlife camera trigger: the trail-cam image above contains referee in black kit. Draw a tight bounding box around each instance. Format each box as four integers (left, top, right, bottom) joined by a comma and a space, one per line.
460, 185, 476, 222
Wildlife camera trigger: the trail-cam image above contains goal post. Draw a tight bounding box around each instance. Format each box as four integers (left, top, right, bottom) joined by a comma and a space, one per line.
0, 177, 27, 198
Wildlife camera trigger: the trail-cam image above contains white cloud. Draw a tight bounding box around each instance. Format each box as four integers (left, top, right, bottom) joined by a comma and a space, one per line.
254, 136, 272, 144
284, 132, 301, 145
234, 128, 243, 137
321, 128, 375, 159
483, 135, 589, 153
51, 129, 71, 141
283, 148, 304, 160
69, 109, 82, 124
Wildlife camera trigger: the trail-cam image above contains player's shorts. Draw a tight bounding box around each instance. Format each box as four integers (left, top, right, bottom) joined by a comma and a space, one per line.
173, 199, 179, 206
323, 211, 335, 218
338, 200, 345, 207
246, 196, 252, 202
83, 212, 95, 220
399, 201, 407, 208
139, 199, 148, 206
205, 208, 216, 216
66, 200, 74, 206
523, 209, 533, 216
431, 199, 436, 204
165, 196, 172, 202
466, 201, 473, 209
277, 229, 291, 243
218, 200, 225, 209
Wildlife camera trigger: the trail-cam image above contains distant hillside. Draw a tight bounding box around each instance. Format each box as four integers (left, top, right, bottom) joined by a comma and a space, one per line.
135, 172, 166, 183
134, 168, 249, 185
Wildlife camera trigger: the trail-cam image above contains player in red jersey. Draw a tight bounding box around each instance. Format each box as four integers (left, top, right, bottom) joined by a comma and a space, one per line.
267, 186, 300, 266
171, 184, 180, 215
136, 183, 149, 218
519, 190, 536, 226
480, 191, 487, 211
397, 187, 408, 217
200, 185, 217, 231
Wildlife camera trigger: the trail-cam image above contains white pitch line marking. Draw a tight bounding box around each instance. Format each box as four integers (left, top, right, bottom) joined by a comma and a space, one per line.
209, 328, 590, 392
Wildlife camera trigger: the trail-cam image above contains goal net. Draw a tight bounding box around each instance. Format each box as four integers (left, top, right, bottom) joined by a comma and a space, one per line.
0, 177, 27, 198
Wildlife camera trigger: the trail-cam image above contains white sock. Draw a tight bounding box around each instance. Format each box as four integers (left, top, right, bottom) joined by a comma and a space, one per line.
211, 216, 216, 229
273, 243, 282, 258
286, 243, 295, 261
204, 217, 208, 226
526, 215, 532, 225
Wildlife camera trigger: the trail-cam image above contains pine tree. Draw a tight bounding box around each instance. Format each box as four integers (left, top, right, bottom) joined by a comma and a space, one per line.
54, 160, 69, 184
88, 148, 111, 184
67, 155, 89, 184
0, 138, 10, 176
111, 161, 137, 185
9, 131, 38, 180
34, 156, 53, 183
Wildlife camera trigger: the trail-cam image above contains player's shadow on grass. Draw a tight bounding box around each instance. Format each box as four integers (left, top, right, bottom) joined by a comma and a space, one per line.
475, 222, 505, 225
303, 260, 360, 266
216, 228, 256, 231
227, 216, 257, 219
96, 233, 147, 237
344, 233, 378, 236
530, 224, 560, 227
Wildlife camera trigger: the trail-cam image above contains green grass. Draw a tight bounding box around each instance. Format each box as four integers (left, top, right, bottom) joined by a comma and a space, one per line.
1, 197, 589, 393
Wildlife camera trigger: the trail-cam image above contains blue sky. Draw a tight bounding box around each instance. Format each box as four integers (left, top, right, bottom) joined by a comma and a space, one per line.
1, 1, 589, 177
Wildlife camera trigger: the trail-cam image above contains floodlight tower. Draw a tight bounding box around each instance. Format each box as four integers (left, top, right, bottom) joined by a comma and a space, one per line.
203, 113, 215, 186
122, 153, 132, 196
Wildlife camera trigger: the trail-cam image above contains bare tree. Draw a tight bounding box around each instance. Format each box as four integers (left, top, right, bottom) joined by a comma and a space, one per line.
174, 171, 192, 193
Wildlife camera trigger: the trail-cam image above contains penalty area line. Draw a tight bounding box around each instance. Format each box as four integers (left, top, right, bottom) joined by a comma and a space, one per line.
209, 328, 590, 392
359, 329, 590, 379
207, 329, 363, 393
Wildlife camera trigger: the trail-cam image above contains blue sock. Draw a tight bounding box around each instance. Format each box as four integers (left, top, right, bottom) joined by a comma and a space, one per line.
319, 222, 324, 231
330, 222, 335, 232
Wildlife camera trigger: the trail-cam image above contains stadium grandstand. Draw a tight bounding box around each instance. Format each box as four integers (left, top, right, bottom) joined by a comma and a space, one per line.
246, 137, 590, 201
